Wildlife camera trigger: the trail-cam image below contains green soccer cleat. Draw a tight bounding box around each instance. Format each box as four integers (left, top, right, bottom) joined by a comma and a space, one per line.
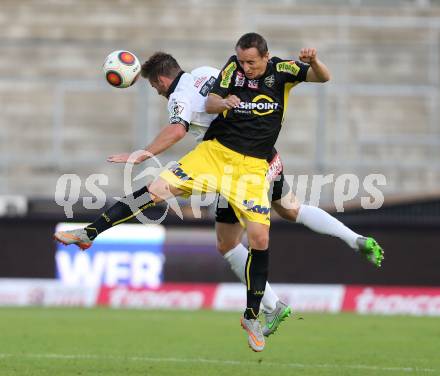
356, 236, 384, 268
262, 300, 292, 337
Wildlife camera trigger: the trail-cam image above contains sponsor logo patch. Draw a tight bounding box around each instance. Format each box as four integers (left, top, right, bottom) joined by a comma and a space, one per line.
170, 99, 184, 117
194, 76, 207, 88
235, 94, 279, 116
235, 71, 245, 87
199, 76, 216, 97
247, 79, 259, 89
242, 199, 270, 214
168, 163, 193, 181
266, 153, 283, 182
220, 61, 237, 88
276, 61, 300, 76
169, 116, 185, 125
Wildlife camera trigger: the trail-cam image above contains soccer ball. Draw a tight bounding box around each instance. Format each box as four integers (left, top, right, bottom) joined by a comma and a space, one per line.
103, 50, 141, 88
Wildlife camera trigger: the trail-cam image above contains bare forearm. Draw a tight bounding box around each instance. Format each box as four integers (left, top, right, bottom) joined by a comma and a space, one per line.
143, 124, 186, 160
300, 48, 331, 83
206, 94, 241, 114
308, 58, 331, 82
206, 95, 227, 114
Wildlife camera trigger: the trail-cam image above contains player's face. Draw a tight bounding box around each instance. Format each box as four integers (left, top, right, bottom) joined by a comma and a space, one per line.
236, 47, 269, 80
149, 77, 168, 97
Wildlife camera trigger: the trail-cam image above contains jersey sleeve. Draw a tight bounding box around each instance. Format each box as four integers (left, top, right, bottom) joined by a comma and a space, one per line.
209, 56, 238, 98
273, 57, 309, 83
167, 92, 192, 131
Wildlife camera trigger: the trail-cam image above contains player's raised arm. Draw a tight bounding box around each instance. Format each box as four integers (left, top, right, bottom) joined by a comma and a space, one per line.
144, 123, 187, 156
299, 48, 331, 83
107, 123, 187, 164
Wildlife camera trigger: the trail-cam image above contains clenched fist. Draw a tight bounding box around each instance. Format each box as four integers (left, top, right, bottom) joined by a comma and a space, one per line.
299, 48, 317, 64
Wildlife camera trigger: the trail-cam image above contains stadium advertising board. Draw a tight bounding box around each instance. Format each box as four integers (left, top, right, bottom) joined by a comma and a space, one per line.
0, 279, 97, 306
2, 280, 440, 316
97, 283, 217, 309
343, 286, 440, 316
55, 223, 165, 288
213, 283, 345, 312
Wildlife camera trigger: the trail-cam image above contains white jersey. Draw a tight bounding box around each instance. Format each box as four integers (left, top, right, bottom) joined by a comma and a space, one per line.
167, 66, 220, 142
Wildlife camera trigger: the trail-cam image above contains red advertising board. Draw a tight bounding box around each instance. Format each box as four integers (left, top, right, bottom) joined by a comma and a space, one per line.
342, 286, 440, 316
97, 283, 217, 309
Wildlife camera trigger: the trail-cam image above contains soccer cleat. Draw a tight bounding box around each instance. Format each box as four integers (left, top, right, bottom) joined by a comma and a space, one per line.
262, 300, 292, 337
54, 228, 93, 250
240, 317, 265, 352
356, 236, 384, 268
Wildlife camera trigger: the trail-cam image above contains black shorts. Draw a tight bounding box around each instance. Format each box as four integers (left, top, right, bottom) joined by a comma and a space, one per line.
215, 171, 289, 224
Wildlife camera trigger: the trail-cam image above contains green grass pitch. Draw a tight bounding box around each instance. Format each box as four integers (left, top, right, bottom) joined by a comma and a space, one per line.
0, 307, 438, 375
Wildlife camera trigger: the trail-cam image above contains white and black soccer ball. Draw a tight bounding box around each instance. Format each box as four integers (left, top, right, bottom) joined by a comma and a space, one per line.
103, 50, 141, 88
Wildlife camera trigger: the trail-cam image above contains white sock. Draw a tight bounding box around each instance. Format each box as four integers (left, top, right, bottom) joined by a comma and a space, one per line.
296, 204, 361, 249
223, 243, 278, 312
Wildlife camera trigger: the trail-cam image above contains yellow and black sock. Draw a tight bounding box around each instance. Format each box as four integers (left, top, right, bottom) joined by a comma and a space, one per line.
244, 248, 269, 320
85, 186, 154, 240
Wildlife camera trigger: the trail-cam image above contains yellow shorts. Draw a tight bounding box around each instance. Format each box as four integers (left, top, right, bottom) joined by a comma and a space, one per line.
160, 139, 270, 226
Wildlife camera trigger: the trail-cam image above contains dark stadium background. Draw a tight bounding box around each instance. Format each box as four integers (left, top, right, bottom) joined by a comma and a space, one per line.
2, 197, 439, 285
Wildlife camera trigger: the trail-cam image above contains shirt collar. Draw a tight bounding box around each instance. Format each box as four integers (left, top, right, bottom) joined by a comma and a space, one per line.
166, 71, 185, 98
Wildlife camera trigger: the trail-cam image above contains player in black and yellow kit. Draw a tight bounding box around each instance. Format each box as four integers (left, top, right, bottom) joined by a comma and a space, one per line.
208, 37, 382, 343
200, 33, 331, 351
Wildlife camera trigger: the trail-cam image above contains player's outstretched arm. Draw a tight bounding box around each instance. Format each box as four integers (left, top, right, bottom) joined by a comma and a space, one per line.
107, 123, 187, 164
300, 48, 331, 83
206, 93, 241, 114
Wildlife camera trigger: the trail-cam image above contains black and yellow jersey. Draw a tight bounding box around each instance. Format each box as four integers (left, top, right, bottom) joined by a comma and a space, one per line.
203, 55, 309, 159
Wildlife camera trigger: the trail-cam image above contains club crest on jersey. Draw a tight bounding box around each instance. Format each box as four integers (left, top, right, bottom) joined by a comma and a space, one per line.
264, 75, 275, 87
248, 79, 259, 89
235, 71, 245, 87
220, 61, 237, 88
276, 61, 300, 76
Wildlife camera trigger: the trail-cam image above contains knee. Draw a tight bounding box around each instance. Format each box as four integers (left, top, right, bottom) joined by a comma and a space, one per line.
274, 199, 301, 222
248, 232, 269, 250
148, 181, 169, 203
216, 235, 240, 255
279, 205, 300, 221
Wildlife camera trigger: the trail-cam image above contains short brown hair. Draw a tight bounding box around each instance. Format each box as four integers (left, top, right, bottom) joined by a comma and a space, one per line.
235, 33, 268, 57
141, 52, 182, 82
